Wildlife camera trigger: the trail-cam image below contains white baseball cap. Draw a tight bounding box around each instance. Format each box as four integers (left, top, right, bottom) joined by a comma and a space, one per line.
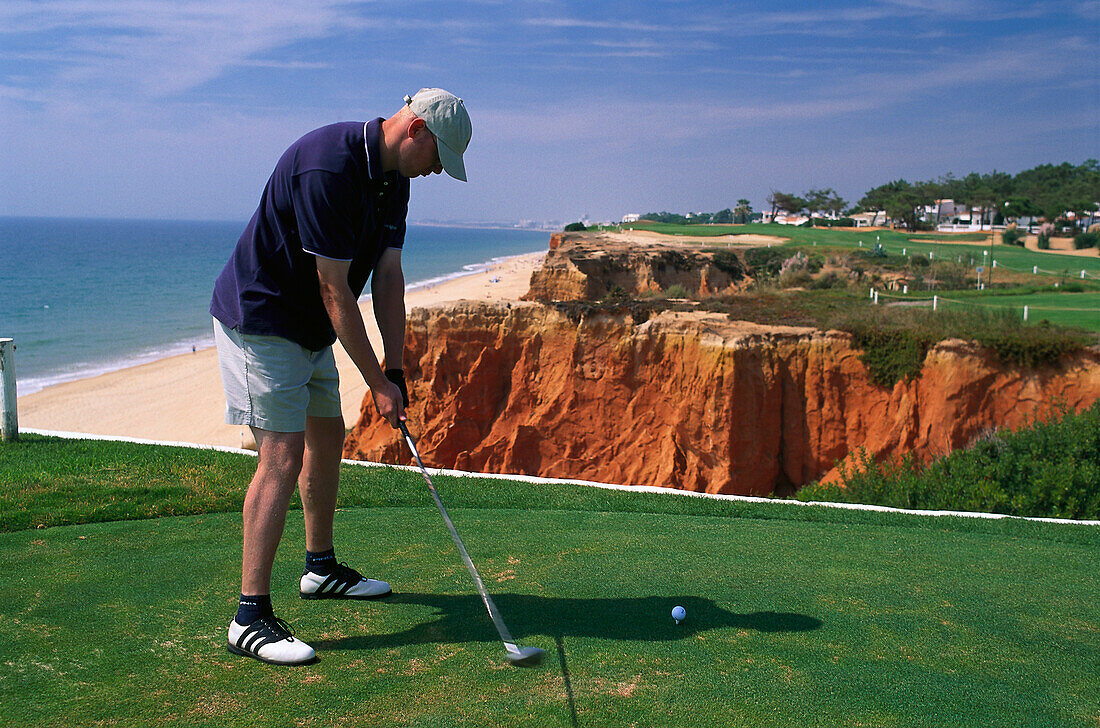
404, 88, 471, 182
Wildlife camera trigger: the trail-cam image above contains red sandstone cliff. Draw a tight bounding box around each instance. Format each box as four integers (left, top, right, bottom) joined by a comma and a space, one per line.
523, 232, 749, 301
344, 301, 1100, 496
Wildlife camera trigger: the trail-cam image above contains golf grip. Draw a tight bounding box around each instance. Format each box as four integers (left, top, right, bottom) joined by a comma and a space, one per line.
398, 422, 519, 647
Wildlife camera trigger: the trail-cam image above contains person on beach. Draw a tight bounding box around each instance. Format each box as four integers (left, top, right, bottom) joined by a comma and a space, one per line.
210, 89, 471, 665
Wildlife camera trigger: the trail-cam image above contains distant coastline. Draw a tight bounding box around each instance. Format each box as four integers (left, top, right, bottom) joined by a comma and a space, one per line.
5, 218, 547, 397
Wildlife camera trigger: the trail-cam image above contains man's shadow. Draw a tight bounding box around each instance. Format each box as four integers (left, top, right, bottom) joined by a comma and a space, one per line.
314, 592, 821, 652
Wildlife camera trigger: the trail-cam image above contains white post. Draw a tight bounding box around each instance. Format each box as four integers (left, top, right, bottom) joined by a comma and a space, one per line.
870, 287, 875, 299
903, 284, 908, 295
1083, 270, 1087, 279
1, 338, 17, 442
1033, 266, 1038, 274
933, 295, 939, 311
874, 291, 879, 304
1023, 306, 1029, 322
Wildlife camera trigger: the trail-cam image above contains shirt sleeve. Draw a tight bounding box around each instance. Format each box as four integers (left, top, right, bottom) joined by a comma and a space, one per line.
293, 170, 360, 261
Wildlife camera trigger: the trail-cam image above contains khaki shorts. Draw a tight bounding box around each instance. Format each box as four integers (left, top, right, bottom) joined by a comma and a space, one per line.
213, 318, 342, 433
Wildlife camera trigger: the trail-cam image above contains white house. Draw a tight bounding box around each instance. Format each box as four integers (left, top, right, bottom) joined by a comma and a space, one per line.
621, 213, 641, 223
850, 211, 888, 227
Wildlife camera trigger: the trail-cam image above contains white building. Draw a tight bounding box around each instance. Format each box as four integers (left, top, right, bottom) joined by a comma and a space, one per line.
621, 213, 641, 223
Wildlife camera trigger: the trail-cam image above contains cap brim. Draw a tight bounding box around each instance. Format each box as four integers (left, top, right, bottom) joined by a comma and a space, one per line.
437, 138, 466, 182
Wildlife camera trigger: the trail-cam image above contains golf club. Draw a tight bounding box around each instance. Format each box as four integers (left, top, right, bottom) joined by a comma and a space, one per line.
398, 422, 545, 667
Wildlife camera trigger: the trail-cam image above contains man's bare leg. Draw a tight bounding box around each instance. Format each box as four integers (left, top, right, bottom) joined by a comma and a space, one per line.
241, 428, 306, 596
300, 415, 345, 553
297, 415, 392, 599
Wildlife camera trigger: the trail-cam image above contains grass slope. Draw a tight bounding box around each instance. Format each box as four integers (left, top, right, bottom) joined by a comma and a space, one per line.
1, 436, 1098, 727
626, 221, 1100, 276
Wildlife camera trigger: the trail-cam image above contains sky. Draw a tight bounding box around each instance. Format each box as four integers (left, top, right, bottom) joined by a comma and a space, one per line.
0, 0, 1097, 226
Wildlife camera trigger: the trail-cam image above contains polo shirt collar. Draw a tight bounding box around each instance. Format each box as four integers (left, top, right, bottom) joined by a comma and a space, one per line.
364, 118, 388, 182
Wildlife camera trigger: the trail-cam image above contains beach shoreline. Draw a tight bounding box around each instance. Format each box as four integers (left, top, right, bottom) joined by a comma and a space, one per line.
17, 250, 545, 449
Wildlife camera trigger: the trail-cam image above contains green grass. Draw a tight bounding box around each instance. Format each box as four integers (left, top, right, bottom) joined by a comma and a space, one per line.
936, 291, 1100, 331
1, 435, 1099, 727
799, 403, 1100, 520
622, 221, 1100, 277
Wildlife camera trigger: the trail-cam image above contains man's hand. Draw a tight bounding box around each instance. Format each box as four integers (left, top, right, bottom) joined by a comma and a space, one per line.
385, 368, 409, 407
372, 378, 406, 428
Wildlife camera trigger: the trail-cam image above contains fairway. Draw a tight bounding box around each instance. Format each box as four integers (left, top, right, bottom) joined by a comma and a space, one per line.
625, 221, 1100, 277
2, 501, 1097, 727
936, 291, 1100, 331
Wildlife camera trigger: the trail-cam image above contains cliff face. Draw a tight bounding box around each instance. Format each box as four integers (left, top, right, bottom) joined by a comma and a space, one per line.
523, 232, 749, 301
344, 301, 1100, 495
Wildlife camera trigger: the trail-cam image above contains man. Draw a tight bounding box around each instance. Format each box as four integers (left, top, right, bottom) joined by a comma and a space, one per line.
210, 88, 471, 665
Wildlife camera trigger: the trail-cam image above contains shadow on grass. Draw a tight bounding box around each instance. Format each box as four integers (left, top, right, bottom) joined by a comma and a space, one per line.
314, 592, 821, 651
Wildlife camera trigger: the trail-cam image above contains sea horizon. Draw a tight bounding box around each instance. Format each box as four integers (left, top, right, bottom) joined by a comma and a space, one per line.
1, 216, 549, 396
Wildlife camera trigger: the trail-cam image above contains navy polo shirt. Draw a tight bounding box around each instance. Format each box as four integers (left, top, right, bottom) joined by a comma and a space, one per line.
211, 119, 409, 351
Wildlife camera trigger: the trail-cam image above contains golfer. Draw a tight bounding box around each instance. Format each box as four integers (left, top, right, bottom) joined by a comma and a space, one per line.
210, 88, 471, 665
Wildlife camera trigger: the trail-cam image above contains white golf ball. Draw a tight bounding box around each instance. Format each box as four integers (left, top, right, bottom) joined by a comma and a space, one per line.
671, 605, 686, 623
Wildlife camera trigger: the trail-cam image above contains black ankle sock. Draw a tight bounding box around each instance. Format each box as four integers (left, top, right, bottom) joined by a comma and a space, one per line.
236, 594, 273, 625
306, 547, 337, 575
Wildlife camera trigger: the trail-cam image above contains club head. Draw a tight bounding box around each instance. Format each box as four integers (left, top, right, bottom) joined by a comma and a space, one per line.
505, 645, 546, 667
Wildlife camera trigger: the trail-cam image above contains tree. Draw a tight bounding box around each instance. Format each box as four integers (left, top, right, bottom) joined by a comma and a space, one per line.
734, 199, 753, 224
861, 179, 935, 231
713, 207, 734, 224
766, 191, 781, 222
770, 192, 805, 217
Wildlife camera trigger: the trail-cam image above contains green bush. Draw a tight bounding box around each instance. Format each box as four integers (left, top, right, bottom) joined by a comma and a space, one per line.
710, 250, 745, 279
744, 247, 787, 279
1073, 231, 1099, 249
831, 306, 1093, 387
663, 283, 688, 298
1037, 232, 1051, 249
1002, 227, 1026, 247
909, 254, 930, 267
564, 222, 587, 232
809, 271, 847, 290
798, 402, 1100, 520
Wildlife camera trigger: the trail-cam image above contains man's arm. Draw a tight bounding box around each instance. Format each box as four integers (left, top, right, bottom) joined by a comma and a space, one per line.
315, 256, 404, 426
371, 247, 406, 371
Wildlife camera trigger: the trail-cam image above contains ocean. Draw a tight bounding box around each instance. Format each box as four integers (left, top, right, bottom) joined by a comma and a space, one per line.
0, 217, 549, 396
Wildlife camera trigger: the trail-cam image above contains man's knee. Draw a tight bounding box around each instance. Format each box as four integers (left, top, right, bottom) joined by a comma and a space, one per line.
254, 430, 307, 482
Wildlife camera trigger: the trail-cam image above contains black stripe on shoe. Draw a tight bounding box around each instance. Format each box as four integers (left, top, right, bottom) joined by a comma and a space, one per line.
226, 616, 317, 665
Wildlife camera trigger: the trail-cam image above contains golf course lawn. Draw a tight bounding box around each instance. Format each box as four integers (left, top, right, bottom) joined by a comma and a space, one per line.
2, 499, 1097, 727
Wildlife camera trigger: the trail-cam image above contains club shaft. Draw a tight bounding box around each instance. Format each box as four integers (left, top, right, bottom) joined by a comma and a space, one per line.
399, 423, 519, 648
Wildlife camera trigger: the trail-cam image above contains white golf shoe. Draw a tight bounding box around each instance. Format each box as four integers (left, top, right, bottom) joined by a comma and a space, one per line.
227, 616, 317, 665
300, 562, 392, 600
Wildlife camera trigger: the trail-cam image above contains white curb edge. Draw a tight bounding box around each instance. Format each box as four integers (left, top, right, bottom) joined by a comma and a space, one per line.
21, 428, 1099, 527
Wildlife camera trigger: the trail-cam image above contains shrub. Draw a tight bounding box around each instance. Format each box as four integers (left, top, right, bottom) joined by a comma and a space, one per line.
603, 285, 631, 303
564, 222, 587, 232
909, 254, 930, 267
1002, 227, 1026, 247
1037, 233, 1051, 249
778, 253, 813, 288
831, 306, 1093, 387
863, 243, 888, 259
744, 247, 787, 279
798, 402, 1100, 520
710, 250, 744, 279
809, 271, 847, 290
1073, 231, 1099, 249
663, 283, 688, 299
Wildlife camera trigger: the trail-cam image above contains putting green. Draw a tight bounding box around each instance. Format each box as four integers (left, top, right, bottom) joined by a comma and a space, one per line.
1, 505, 1097, 727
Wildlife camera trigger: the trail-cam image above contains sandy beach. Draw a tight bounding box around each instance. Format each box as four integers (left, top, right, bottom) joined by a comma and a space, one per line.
17, 250, 545, 449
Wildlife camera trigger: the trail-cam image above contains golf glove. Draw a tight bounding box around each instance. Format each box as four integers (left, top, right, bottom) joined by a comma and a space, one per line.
385, 368, 409, 407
